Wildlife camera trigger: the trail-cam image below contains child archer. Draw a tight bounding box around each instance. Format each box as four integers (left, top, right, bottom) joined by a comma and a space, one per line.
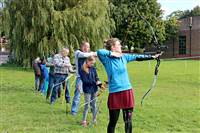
79, 56, 102, 127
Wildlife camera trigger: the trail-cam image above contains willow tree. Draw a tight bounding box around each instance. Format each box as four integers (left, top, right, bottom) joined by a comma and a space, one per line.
2, 0, 114, 66
0, 0, 5, 35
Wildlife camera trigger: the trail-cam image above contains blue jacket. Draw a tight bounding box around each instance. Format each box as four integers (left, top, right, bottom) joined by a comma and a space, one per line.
80, 66, 99, 94
97, 49, 153, 93
40, 64, 49, 81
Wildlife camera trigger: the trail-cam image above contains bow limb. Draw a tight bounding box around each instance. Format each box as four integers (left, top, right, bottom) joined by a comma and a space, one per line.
134, 0, 161, 106
141, 57, 160, 106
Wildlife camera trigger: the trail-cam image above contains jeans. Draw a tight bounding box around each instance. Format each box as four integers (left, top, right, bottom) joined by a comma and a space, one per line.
34, 75, 40, 91
46, 73, 55, 99
50, 73, 70, 104
82, 93, 97, 121
65, 80, 70, 103
39, 77, 44, 92
71, 77, 83, 114
40, 77, 49, 95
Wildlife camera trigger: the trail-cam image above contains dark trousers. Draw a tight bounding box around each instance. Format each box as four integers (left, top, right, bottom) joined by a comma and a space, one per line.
64, 80, 70, 103
34, 75, 40, 91
50, 73, 70, 103
39, 76, 44, 92
107, 108, 133, 133
46, 73, 55, 99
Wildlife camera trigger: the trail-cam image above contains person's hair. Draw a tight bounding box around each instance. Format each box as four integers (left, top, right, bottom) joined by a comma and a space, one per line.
86, 56, 95, 62
35, 57, 40, 62
40, 57, 46, 64
62, 47, 69, 52
60, 48, 69, 56
80, 41, 89, 48
82, 56, 95, 73
104, 38, 121, 50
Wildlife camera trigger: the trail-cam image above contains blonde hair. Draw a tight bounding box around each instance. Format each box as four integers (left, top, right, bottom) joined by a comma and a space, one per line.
104, 38, 121, 50
82, 56, 95, 73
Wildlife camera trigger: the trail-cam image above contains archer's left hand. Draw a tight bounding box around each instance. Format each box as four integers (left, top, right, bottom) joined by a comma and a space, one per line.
152, 52, 163, 59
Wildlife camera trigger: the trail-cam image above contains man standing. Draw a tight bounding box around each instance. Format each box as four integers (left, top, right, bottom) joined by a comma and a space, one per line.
50, 48, 74, 107
71, 41, 96, 115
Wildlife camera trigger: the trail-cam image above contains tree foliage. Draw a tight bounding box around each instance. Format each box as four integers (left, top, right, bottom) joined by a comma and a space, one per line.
1, 0, 114, 66
164, 6, 200, 42
1, 0, 192, 66
167, 6, 200, 19
164, 17, 179, 41
109, 0, 165, 51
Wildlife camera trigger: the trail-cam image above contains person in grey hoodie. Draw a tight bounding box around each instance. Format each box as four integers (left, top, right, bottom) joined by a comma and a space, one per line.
71, 41, 96, 115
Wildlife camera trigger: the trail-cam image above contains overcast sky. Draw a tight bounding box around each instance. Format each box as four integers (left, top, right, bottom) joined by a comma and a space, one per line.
158, 0, 200, 18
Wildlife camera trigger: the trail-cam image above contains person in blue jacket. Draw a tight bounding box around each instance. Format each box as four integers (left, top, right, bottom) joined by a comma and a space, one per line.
79, 56, 101, 127
97, 38, 162, 133
39, 57, 49, 95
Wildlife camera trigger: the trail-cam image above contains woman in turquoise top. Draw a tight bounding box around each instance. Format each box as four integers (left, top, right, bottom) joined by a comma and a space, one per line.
97, 38, 161, 133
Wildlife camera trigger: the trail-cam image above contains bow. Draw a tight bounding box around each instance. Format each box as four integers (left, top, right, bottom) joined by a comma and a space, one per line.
79, 81, 108, 108
133, 1, 162, 106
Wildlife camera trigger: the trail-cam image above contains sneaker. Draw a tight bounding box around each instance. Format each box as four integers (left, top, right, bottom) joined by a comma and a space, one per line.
50, 101, 54, 105
50, 100, 55, 105
93, 119, 97, 125
66, 103, 71, 114
81, 120, 87, 127
71, 112, 77, 116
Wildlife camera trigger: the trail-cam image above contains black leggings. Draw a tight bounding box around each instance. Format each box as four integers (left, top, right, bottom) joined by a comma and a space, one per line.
107, 108, 133, 133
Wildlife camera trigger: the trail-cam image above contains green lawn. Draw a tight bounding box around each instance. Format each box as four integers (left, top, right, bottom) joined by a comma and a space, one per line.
0, 60, 200, 133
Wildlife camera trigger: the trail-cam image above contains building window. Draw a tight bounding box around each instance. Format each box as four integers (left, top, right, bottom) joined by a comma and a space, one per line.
179, 36, 186, 55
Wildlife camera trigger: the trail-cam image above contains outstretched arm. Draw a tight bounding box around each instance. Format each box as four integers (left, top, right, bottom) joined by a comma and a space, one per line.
124, 52, 162, 63
76, 50, 96, 58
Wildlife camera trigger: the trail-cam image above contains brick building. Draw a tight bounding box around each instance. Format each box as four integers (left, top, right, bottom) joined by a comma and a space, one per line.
163, 16, 200, 58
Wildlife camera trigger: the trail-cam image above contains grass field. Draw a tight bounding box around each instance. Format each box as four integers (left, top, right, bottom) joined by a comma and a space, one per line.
0, 60, 200, 133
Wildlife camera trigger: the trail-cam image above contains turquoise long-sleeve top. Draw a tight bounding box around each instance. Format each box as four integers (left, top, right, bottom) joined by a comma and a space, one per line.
97, 49, 153, 93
